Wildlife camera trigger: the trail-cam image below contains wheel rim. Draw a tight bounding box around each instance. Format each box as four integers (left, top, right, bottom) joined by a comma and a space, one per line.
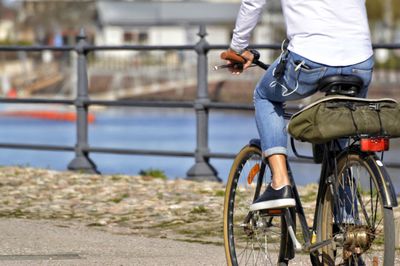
226, 148, 283, 265
320, 155, 388, 265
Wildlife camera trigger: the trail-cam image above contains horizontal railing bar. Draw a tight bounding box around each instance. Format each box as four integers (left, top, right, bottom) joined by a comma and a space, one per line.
0, 46, 75, 52
383, 161, 400, 169
0, 98, 74, 105
204, 152, 235, 159
208, 44, 282, 50
88, 99, 194, 108
85, 45, 196, 51
204, 102, 253, 110
0, 143, 74, 151
205, 102, 298, 119
205, 102, 300, 111
206, 151, 312, 162
86, 146, 194, 157
87, 100, 300, 119
372, 43, 400, 49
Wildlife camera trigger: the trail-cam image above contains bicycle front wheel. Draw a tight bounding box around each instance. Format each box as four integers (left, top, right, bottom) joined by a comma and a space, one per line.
316, 152, 395, 265
223, 144, 288, 266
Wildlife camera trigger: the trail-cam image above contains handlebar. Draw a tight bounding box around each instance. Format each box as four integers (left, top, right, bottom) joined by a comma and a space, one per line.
216, 49, 270, 71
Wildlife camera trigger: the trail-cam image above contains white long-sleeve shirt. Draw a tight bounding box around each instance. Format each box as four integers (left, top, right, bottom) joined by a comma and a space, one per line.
230, 0, 373, 66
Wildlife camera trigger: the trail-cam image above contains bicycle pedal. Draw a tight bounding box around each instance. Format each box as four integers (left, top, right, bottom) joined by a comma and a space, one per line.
260, 209, 284, 216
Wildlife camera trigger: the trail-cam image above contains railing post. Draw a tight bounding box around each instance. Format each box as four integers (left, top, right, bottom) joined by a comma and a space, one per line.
68, 28, 98, 174
186, 25, 221, 182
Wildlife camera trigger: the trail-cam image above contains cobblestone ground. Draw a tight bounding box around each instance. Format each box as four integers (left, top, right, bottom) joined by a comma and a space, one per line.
0, 166, 227, 244
0, 166, 398, 264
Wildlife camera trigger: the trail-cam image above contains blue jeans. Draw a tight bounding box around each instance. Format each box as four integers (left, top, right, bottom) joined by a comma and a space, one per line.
254, 51, 374, 157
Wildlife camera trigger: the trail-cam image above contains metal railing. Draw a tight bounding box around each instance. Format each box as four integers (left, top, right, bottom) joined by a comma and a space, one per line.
0, 26, 400, 182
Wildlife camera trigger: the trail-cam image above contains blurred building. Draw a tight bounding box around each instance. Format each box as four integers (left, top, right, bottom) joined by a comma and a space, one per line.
14, 0, 96, 45
95, 0, 283, 59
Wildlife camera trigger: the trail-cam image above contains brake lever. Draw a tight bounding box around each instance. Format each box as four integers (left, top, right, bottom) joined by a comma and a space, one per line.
213, 63, 242, 71
213, 63, 258, 71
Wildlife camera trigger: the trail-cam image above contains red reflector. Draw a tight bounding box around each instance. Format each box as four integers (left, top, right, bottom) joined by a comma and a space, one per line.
266, 209, 284, 215
360, 138, 389, 152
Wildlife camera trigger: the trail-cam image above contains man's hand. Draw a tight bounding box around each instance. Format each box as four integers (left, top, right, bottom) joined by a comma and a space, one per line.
227, 49, 254, 75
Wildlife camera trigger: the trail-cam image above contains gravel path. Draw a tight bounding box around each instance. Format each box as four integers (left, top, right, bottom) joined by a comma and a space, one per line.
0, 218, 226, 265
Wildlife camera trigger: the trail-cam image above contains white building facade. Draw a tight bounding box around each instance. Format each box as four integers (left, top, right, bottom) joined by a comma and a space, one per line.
95, 1, 283, 59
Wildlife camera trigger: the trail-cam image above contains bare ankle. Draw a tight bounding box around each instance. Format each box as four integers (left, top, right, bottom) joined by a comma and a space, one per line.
271, 179, 291, 189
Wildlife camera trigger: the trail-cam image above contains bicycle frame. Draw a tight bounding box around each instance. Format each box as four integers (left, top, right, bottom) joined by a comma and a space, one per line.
275, 139, 349, 265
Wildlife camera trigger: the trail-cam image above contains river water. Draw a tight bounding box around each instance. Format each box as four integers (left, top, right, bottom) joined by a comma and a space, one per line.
0, 107, 398, 194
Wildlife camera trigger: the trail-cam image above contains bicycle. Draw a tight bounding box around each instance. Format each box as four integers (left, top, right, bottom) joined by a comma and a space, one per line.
219, 50, 398, 265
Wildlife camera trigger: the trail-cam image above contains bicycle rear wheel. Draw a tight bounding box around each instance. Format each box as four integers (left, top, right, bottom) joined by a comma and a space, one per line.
316, 152, 395, 265
223, 144, 289, 266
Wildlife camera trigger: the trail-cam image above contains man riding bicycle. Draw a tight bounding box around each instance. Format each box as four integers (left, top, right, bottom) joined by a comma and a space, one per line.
226, 0, 374, 211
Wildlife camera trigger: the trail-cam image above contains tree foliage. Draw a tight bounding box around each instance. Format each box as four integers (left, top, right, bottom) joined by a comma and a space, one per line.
366, 0, 400, 21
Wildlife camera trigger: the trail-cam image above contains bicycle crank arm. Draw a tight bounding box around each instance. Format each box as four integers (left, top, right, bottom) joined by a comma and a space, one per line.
284, 209, 303, 252
287, 225, 303, 251
307, 239, 333, 253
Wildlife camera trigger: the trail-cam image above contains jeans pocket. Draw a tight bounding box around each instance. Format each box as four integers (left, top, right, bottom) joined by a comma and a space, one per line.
285, 60, 327, 96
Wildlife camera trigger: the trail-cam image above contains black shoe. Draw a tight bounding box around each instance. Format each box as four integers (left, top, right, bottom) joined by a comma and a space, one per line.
250, 184, 295, 211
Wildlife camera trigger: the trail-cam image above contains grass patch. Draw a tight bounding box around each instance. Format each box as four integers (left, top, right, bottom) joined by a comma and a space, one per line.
110, 193, 129, 203
190, 205, 208, 214
172, 238, 223, 246
214, 190, 225, 197
87, 222, 106, 227
139, 168, 167, 180
111, 175, 122, 181
302, 192, 317, 202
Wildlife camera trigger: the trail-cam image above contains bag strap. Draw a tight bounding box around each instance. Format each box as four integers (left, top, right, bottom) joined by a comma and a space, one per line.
372, 104, 387, 136
345, 104, 361, 136
345, 102, 387, 137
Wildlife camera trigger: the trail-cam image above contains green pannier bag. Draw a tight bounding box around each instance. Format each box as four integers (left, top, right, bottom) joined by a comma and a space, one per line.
288, 96, 400, 144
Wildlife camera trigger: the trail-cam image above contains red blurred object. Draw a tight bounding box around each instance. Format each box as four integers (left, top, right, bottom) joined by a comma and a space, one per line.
6, 88, 17, 98
360, 137, 389, 152
0, 110, 95, 123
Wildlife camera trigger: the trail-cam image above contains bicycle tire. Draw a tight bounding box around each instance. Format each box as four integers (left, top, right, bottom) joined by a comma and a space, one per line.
316, 151, 395, 265
223, 144, 289, 265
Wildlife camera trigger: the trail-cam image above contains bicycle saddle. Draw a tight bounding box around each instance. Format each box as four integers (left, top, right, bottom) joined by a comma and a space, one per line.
317, 75, 363, 97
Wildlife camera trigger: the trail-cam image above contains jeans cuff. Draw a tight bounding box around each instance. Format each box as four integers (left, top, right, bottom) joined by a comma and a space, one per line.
263, 147, 287, 157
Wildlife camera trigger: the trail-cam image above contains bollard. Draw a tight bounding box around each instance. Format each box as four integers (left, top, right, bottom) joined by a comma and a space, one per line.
67, 28, 99, 174
186, 25, 220, 182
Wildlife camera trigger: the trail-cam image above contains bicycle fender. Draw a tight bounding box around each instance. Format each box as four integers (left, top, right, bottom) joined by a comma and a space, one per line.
365, 154, 398, 208
249, 139, 261, 149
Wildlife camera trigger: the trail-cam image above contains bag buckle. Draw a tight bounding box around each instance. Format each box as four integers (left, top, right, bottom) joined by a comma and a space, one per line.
369, 103, 381, 110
